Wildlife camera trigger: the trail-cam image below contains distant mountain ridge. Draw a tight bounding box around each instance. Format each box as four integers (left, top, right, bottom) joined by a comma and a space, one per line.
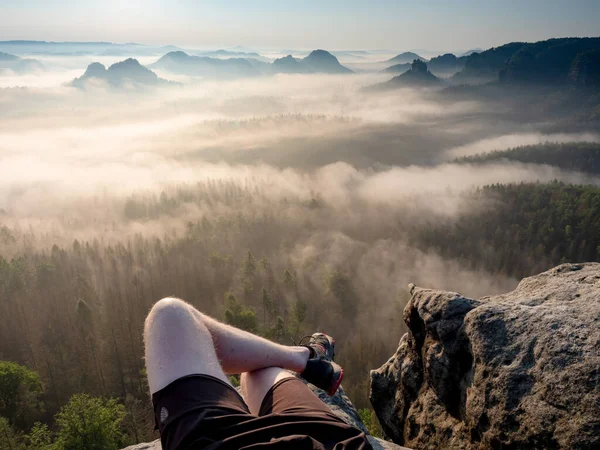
0, 51, 44, 73
427, 53, 467, 75
500, 37, 600, 86
372, 60, 442, 90
460, 48, 483, 57
454, 37, 600, 85
385, 52, 426, 64
0, 40, 184, 57
383, 53, 467, 77
196, 49, 268, 62
151, 51, 265, 78
71, 58, 171, 88
0, 52, 19, 61
382, 63, 412, 74
388, 60, 441, 86
272, 50, 353, 74
152, 49, 352, 78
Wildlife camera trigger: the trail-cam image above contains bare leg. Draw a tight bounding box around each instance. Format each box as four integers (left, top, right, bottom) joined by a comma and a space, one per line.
190, 304, 309, 375
144, 297, 310, 394
240, 367, 295, 415
144, 297, 229, 394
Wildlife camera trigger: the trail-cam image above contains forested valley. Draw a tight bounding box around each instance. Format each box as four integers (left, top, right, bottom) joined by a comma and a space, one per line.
2, 35, 600, 449
3, 168, 600, 447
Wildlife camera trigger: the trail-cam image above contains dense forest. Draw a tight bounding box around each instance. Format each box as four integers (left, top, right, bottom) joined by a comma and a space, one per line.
452, 37, 600, 86
454, 142, 600, 174
2, 172, 600, 448
414, 182, 600, 279
1, 33, 600, 449
0, 180, 412, 448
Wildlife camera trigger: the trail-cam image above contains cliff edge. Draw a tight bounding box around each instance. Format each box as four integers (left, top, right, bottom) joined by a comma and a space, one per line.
370, 263, 600, 449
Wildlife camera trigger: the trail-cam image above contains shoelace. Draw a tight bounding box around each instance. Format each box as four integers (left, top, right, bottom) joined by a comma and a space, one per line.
293, 335, 314, 346
294, 335, 330, 360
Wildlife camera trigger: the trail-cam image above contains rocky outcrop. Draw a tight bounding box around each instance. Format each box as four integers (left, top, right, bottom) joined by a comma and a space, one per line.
71, 58, 171, 89
383, 51, 482, 78
569, 49, 600, 88
370, 263, 600, 449
272, 50, 353, 75
386, 60, 441, 88
123, 378, 409, 450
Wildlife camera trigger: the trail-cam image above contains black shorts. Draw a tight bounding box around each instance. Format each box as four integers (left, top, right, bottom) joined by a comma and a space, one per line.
152, 374, 371, 450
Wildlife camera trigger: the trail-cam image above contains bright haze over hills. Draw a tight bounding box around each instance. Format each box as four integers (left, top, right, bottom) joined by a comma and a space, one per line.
1, 0, 599, 52
1, 2, 600, 450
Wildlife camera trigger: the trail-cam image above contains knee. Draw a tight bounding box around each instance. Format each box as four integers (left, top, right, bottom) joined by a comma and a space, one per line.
241, 367, 287, 387
145, 297, 193, 331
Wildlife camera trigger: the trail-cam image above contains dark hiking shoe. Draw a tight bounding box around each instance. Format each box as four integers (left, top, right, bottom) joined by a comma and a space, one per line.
299, 333, 344, 396
302, 332, 336, 360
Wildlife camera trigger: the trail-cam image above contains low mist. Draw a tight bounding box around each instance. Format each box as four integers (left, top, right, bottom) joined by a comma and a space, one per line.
3, 59, 598, 307
1, 50, 599, 411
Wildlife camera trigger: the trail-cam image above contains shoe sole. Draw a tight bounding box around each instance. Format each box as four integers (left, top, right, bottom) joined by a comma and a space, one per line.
327, 362, 344, 396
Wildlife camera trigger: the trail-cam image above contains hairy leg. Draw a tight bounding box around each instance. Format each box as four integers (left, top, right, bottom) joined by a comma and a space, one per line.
144, 297, 229, 394
144, 297, 310, 394
189, 304, 310, 375
240, 367, 295, 415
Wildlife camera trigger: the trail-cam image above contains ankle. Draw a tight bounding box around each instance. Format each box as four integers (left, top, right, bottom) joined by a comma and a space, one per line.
302, 345, 316, 359
294, 346, 311, 372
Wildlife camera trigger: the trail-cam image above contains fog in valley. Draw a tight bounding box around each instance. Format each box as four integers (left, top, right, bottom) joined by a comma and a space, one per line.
1, 37, 600, 445
4, 58, 593, 302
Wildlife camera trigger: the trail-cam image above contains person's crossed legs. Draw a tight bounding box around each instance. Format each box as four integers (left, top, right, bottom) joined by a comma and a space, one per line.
143, 297, 363, 450
144, 297, 308, 414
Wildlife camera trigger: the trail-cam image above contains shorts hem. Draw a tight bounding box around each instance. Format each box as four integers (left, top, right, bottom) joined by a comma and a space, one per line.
152, 374, 244, 407
152, 373, 249, 431
258, 376, 303, 416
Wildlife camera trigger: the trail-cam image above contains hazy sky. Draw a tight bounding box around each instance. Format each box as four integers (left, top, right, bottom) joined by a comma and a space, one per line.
1, 0, 598, 52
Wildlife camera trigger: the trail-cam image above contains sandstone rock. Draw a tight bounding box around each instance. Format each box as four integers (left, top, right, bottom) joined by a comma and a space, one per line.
370, 263, 600, 449
123, 443, 160, 450
301, 377, 368, 434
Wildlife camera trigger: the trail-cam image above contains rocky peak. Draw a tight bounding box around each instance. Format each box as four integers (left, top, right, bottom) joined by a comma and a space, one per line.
72, 58, 164, 88
410, 59, 428, 74
303, 49, 352, 73
273, 54, 299, 64
384, 60, 440, 88
305, 49, 338, 63
370, 263, 600, 449
82, 62, 107, 78
160, 51, 189, 62
108, 58, 158, 81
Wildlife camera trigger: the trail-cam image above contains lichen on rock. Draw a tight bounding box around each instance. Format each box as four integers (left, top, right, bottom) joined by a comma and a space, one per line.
370, 263, 600, 449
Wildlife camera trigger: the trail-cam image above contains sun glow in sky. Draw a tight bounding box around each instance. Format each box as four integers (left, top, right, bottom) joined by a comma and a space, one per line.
1, 0, 598, 52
